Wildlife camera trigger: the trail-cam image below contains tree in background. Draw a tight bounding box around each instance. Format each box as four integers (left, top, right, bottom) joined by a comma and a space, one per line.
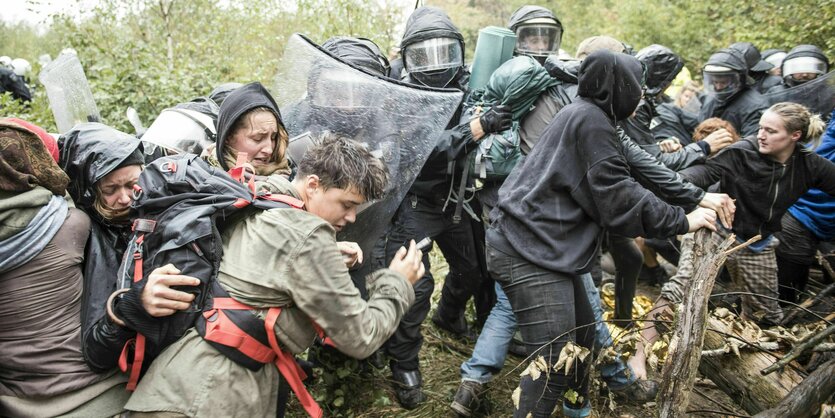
1, 0, 832, 133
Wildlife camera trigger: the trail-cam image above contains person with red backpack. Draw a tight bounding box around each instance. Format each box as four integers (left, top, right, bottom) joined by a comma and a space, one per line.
124, 133, 424, 417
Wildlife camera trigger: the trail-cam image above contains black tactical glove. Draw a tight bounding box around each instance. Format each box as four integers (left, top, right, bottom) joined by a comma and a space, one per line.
479, 105, 513, 135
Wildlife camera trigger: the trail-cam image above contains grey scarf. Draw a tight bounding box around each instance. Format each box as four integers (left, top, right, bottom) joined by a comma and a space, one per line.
0, 195, 69, 274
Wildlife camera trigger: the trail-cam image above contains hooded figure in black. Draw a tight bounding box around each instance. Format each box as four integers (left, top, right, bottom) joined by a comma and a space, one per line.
0, 66, 32, 102
623, 44, 708, 169
730, 42, 782, 94
212, 81, 290, 177
379, 6, 511, 409
700, 48, 769, 137
488, 50, 695, 417
58, 123, 146, 369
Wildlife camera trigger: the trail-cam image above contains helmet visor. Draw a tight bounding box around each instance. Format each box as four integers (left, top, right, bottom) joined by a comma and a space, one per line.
764, 52, 786, 68
783, 56, 828, 78
310, 68, 379, 109
515, 24, 561, 57
141, 109, 216, 154
404, 37, 463, 72
703, 71, 741, 100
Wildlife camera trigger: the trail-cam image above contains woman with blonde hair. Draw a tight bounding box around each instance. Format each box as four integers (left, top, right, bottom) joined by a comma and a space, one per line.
631, 102, 835, 378
674, 79, 701, 110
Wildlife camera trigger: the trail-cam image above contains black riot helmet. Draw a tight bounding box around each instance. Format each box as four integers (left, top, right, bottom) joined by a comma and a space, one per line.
507, 5, 563, 64
729, 42, 774, 74
703, 48, 749, 103
781, 44, 830, 87
636, 44, 684, 97
322, 36, 390, 78
209, 82, 243, 107
400, 7, 466, 89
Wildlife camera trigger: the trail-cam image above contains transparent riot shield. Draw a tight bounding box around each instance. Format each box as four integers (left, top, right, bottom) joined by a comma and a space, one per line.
274, 34, 463, 293
764, 70, 835, 119
38, 53, 101, 134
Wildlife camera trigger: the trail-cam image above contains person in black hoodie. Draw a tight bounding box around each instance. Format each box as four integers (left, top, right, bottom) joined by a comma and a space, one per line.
487, 50, 717, 418
62, 123, 200, 374
379, 6, 512, 409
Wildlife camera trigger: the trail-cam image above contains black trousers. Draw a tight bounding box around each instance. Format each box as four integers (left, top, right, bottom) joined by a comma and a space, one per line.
486, 242, 595, 418
380, 195, 490, 370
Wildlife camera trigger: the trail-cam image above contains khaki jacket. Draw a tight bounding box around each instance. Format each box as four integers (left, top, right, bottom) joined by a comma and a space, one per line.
125, 178, 414, 416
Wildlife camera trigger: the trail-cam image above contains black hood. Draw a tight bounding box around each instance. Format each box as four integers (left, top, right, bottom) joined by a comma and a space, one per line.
636, 44, 684, 96
215, 81, 283, 170
578, 50, 644, 121
507, 5, 563, 34
729, 42, 773, 73
322, 36, 390, 77
544, 56, 579, 84
400, 7, 464, 50
59, 122, 143, 212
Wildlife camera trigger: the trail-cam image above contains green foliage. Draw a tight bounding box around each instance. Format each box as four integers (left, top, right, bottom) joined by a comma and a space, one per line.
307, 345, 390, 417
2, 0, 830, 134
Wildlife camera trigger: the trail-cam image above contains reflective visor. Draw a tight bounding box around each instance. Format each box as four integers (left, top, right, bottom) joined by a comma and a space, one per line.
703, 71, 741, 100
514, 24, 561, 56
404, 37, 463, 72
310, 68, 380, 109
783, 56, 828, 77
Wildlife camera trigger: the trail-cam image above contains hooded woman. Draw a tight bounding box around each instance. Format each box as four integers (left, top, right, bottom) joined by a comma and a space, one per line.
0, 120, 129, 416
208, 81, 291, 181
486, 50, 716, 418
62, 123, 198, 375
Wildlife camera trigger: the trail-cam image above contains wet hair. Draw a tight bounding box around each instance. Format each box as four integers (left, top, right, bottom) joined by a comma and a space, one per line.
227, 106, 288, 164
767, 102, 825, 149
296, 133, 388, 201
692, 117, 739, 142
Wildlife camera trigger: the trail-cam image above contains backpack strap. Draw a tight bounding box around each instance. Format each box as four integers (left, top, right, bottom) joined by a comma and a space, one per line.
228, 152, 257, 194
265, 308, 323, 418
120, 230, 152, 391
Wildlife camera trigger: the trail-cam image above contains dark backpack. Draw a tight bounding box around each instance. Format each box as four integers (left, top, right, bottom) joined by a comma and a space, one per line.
115, 153, 323, 417
113, 154, 294, 384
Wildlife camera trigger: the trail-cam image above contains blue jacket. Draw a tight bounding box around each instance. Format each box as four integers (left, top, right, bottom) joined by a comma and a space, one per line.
788, 110, 835, 240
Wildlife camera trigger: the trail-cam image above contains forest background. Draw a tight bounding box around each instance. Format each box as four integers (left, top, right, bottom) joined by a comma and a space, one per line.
1, 0, 833, 133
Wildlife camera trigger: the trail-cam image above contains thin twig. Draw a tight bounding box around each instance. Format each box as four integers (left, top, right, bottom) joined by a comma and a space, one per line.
761, 323, 835, 375
722, 234, 762, 256
710, 292, 833, 325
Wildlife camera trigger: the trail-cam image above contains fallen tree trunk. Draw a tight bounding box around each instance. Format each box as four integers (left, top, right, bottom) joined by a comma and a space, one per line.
753, 358, 835, 418
657, 229, 740, 418
699, 315, 805, 414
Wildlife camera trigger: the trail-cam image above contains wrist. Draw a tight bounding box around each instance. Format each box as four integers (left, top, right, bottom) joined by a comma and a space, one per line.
470, 118, 485, 141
